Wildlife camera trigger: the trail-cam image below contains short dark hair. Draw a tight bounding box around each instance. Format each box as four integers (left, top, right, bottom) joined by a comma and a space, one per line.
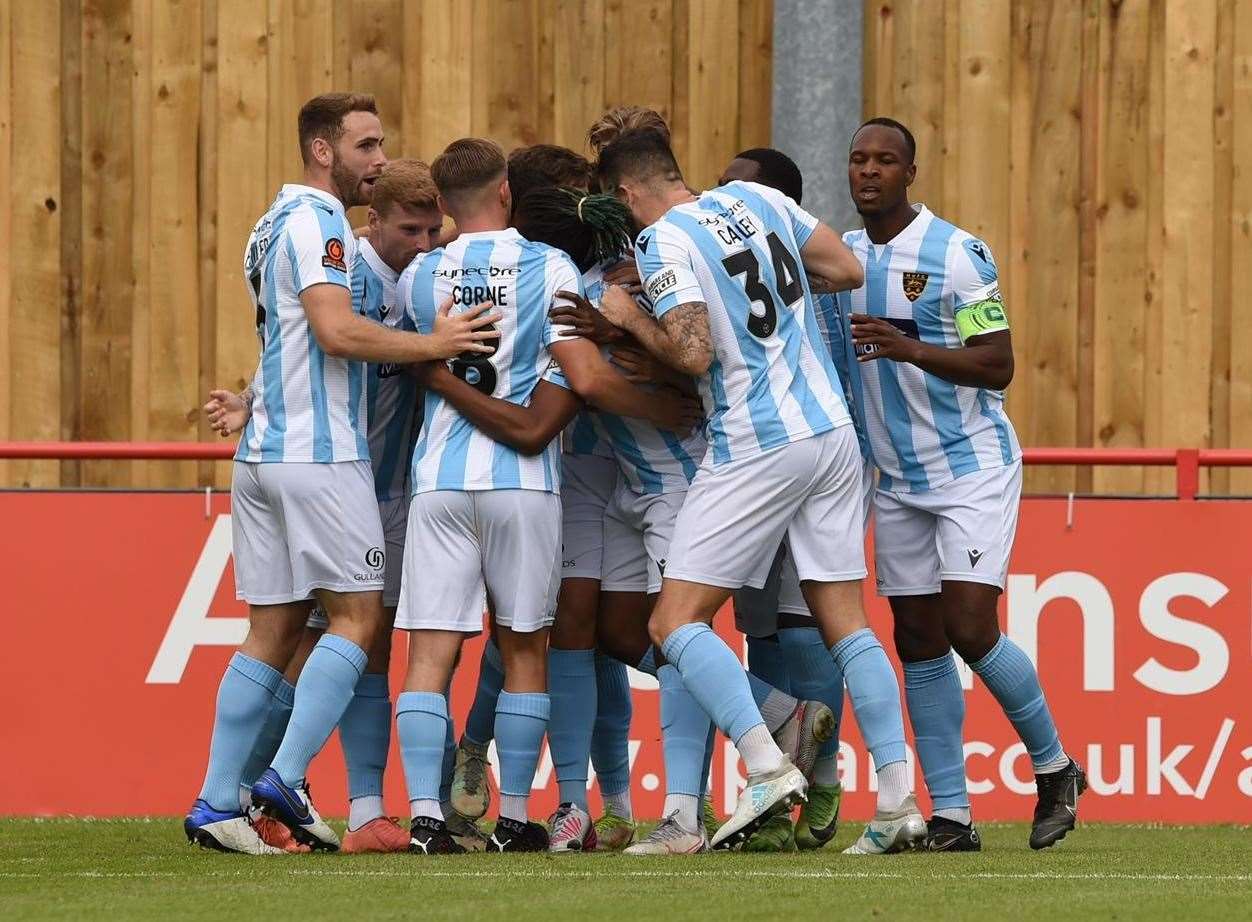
507, 145, 593, 214
731, 148, 804, 204
297, 93, 378, 166
857, 117, 917, 164
596, 128, 683, 194
431, 138, 507, 210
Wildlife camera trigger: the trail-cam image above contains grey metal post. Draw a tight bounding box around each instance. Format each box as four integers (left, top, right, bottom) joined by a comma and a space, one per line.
771, 0, 864, 232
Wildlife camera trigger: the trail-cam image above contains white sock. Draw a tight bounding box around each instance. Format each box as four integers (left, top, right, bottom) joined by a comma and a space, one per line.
409, 798, 443, 822
348, 795, 385, 831
935, 807, 972, 826
1035, 751, 1072, 774
603, 789, 633, 819
813, 755, 839, 786
875, 760, 911, 813
662, 793, 700, 831
499, 794, 529, 823
759, 689, 799, 734
737, 723, 786, 776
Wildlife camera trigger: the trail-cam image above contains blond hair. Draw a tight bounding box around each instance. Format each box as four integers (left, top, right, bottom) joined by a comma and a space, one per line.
371, 158, 438, 215
587, 106, 671, 154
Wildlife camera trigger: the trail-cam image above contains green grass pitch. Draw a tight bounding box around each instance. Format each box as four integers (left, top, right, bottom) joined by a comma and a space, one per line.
2, 819, 1248, 921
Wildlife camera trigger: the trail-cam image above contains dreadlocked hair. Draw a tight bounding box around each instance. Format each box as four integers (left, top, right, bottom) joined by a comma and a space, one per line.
513, 187, 633, 272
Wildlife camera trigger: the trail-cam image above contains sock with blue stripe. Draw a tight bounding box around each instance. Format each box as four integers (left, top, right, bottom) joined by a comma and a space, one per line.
199, 652, 283, 812
271, 634, 367, 787
397, 691, 448, 822
548, 648, 597, 809
746, 635, 792, 696
970, 634, 1066, 771
904, 653, 969, 817
591, 653, 633, 815
464, 639, 504, 746
831, 628, 908, 811
662, 623, 783, 775
340, 671, 390, 828
779, 626, 844, 783
494, 691, 551, 823
238, 677, 295, 811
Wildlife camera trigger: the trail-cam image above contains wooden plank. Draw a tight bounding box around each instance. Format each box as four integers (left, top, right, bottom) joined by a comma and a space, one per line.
552, 0, 606, 152
1005, 0, 1031, 447
737, 0, 772, 151
604, 0, 673, 130
670, 0, 690, 170
893, 0, 947, 208
1092, 0, 1152, 494
1074, 0, 1100, 494
417, 0, 474, 159
479, 0, 542, 152
685, 0, 740, 190
0, 0, 11, 486
130, 0, 152, 488
1229, 0, 1252, 493
399, 0, 423, 158
266, 0, 336, 192
1209, 0, 1235, 494
59, 0, 84, 487
536, 0, 556, 147
346, 0, 403, 227
146, 0, 202, 488
865, 0, 895, 117
1156, 1, 1216, 483
1141, 0, 1167, 493
215, 0, 270, 486
198, 0, 219, 488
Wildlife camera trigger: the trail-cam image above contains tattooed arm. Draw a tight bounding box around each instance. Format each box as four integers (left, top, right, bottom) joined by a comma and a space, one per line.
597, 285, 713, 377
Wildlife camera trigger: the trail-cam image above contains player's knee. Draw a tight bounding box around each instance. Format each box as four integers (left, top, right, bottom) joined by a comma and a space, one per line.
891, 618, 950, 662
945, 614, 999, 663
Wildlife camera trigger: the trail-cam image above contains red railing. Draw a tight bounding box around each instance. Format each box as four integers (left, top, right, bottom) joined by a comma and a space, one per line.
3, 442, 1252, 500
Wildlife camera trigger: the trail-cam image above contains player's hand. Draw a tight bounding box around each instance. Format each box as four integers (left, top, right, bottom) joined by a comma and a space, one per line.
550, 291, 622, 345
204, 388, 250, 437
609, 344, 673, 387
599, 284, 650, 331
409, 360, 456, 392
647, 386, 703, 434
850, 313, 920, 364
604, 259, 644, 296
431, 297, 502, 358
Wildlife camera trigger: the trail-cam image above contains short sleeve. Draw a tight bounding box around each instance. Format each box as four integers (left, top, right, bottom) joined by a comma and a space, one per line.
542, 250, 584, 347
950, 236, 1009, 342
634, 222, 704, 319
744, 181, 820, 249
398, 261, 431, 335
287, 204, 351, 293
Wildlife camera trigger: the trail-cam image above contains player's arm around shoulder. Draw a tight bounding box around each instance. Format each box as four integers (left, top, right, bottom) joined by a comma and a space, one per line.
799, 223, 864, 293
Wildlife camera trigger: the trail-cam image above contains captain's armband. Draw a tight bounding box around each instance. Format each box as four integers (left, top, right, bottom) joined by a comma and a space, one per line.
954, 295, 1009, 344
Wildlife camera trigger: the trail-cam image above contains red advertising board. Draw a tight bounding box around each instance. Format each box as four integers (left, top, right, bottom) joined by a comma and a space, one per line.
2, 492, 1249, 822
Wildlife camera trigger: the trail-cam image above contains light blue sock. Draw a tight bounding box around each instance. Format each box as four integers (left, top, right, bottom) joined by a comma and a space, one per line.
271, 634, 367, 787
240, 678, 295, 797
658, 664, 712, 797
904, 654, 969, 810
494, 692, 551, 800
199, 653, 283, 811
746, 636, 792, 696
970, 635, 1064, 769
662, 623, 764, 744
464, 639, 504, 746
548, 648, 597, 808
830, 629, 906, 768
590, 653, 633, 797
396, 691, 448, 803
341, 672, 390, 800
699, 725, 716, 799
779, 627, 844, 761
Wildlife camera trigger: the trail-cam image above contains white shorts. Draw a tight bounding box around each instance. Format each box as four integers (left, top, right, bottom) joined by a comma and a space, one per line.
232, 460, 385, 606
394, 489, 561, 634
560, 453, 617, 581
666, 426, 868, 590
601, 478, 686, 595
733, 455, 877, 635
306, 494, 410, 629
874, 460, 1022, 596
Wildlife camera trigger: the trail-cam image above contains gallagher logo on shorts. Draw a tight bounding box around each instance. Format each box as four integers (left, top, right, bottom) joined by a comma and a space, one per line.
646, 269, 678, 303
322, 238, 347, 272
365, 547, 385, 570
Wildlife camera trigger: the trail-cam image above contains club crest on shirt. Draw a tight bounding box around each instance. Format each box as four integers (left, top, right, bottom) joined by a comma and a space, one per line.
902, 271, 928, 302
322, 237, 346, 272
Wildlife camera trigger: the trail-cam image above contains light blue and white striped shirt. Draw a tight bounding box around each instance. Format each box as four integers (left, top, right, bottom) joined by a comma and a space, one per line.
356, 239, 421, 502
237, 184, 368, 464
559, 264, 616, 460
836, 205, 1021, 493
400, 228, 579, 494
813, 292, 870, 461
635, 180, 850, 466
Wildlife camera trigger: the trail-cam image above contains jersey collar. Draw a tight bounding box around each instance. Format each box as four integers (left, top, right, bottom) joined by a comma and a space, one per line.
454, 227, 521, 243
873, 203, 933, 249
358, 237, 399, 284
280, 183, 345, 215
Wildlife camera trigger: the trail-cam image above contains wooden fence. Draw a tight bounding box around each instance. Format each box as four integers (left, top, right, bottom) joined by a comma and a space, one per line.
0, 0, 772, 488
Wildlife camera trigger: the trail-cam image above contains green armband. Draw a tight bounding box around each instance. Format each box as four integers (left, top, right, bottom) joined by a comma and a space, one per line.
955, 299, 1009, 343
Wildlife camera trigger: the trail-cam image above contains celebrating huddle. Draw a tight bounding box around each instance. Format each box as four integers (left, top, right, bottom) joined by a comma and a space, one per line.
187, 92, 1086, 859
